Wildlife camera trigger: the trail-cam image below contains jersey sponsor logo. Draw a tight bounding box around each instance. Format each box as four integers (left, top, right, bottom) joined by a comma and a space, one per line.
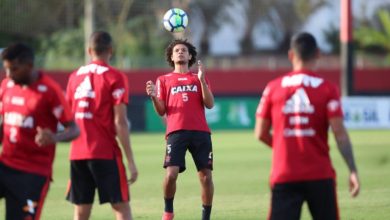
37, 84, 48, 92
284, 128, 316, 137
75, 112, 93, 119
289, 116, 309, 125
74, 76, 95, 99
11, 96, 25, 106
78, 100, 89, 108
171, 84, 198, 95
178, 77, 188, 81
76, 63, 109, 75
112, 88, 125, 100
281, 74, 323, 88
4, 112, 34, 128
283, 88, 314, 114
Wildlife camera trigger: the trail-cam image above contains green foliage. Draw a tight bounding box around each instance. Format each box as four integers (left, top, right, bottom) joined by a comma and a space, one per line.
38, 27, 84, 70
355, 9, 390, 63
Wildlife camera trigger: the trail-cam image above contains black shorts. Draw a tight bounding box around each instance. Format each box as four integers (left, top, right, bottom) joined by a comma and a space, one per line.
164, 130, 213, 173
66, 158, 129, 204
0, 162, 50, 220
269, 178, 339, 220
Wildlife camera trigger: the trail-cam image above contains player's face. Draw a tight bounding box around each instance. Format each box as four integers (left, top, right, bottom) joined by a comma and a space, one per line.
171, 44, 192, 66
3, 59, 33, 85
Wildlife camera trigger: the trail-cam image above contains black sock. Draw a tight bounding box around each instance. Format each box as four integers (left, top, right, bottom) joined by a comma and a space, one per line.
164, 197, 174, 213
202, 205, 212, 220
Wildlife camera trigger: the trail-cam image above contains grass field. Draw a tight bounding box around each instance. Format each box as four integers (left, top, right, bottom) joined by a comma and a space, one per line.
1, 130, 390, 219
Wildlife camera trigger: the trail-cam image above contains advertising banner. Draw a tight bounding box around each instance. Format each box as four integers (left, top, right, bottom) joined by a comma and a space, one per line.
342, 97, 390, 129
145, 96, 390, 131
145, 97, 260, 132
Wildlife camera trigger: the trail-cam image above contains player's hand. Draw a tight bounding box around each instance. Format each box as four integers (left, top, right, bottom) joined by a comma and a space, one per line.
197, 60, 206, 83
349, 171, 360, 197
35, 127, 56, 147
128, 162, 138, 185
146, 80, 157, 97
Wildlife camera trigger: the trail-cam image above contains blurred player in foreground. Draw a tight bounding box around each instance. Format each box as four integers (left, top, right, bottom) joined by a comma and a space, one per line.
0, 43, 79, 220
66, 31, 138, 220
146, 39, 214, 220
254, 32, 360, 220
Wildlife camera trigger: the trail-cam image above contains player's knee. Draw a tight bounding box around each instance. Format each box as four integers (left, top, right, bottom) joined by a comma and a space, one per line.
199, 173, 213, 186
165, 171, 178, 183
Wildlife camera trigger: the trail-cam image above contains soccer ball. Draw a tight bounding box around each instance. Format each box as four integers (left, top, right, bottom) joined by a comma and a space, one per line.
163, 8, 188, 33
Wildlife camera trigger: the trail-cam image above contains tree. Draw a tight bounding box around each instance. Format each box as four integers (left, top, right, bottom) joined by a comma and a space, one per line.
355, 9, 390, 55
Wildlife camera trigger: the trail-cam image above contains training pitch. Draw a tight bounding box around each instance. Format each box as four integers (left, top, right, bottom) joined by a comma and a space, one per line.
0, 130, 389, 219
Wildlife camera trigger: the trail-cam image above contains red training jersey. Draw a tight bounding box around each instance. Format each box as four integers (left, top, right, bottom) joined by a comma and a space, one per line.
156, 72, 211, 136
66, 60, 129, 160
256, 70, 343, 185
0, 73, 73, 177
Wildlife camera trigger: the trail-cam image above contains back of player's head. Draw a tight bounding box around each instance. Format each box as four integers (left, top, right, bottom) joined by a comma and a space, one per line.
1, 43, 34, 64
290, 32, 318, 62
89, 31, 112, 55
165, 39, 197, 68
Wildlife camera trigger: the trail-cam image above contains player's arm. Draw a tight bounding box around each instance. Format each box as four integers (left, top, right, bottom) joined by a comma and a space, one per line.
0, 118, 3, 143
254, 117, 272, 147
197, 60, 214, 109
35, 121, 80, 146
114, 103, 138, 184
146, 80, 166, 116
329, 117, 360, 197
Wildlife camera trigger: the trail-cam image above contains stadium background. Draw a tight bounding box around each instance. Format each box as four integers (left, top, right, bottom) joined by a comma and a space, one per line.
0, 0, 390, 219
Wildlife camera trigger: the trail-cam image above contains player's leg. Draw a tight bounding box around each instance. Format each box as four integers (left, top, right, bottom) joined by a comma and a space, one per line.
111, 202, 132, 220
198, 169, 214, 220
73, 204, 93, 220
66, 160, 96, 220
89, 158, 132, 220
305, 178, 339, 220
269, 182, 305, 220
1, 163, 49, 220
162, 131, 189, 219
188, 131, 213, 220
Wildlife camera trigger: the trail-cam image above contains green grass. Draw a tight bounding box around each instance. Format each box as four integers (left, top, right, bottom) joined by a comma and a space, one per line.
1, 130, 390, 219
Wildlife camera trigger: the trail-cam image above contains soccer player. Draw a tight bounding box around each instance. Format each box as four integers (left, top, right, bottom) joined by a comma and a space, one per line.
66, 31, 138, 220
254, 32, 360, 220
0, 43, 80, 220
145, 39, 214, 220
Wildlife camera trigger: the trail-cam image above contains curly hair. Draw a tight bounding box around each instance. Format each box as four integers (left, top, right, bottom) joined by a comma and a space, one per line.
165, 39, 197, 68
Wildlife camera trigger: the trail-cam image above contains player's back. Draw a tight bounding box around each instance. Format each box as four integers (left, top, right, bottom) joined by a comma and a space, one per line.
67, 60, 129, 160
260, 69, 343, 184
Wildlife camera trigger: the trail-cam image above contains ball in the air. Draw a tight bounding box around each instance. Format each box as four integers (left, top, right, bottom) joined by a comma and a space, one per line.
163, 8, 188, 33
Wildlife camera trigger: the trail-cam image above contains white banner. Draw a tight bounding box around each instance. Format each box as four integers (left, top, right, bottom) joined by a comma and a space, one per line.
342, 97, 390, 129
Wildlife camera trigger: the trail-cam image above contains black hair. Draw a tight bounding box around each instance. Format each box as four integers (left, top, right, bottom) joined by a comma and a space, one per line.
290, 32, 318, 62
1, 43, 34, 64
165, 39, 197, 68
89, 31, 112, 55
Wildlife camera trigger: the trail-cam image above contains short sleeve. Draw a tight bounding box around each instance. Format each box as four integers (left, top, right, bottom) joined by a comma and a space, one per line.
49, 81, 74, 124
65, 73, 74, 108
256, 84, 272, 119
156, 77, 166, 102
110, 72, 129, 105
326, 83, 343, 119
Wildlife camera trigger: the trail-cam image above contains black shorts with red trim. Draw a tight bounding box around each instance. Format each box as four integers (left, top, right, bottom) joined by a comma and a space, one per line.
0, 162, 50, 220
164, 130, 213, 173
269, 178, 339, 220
66, 158, 129, 204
